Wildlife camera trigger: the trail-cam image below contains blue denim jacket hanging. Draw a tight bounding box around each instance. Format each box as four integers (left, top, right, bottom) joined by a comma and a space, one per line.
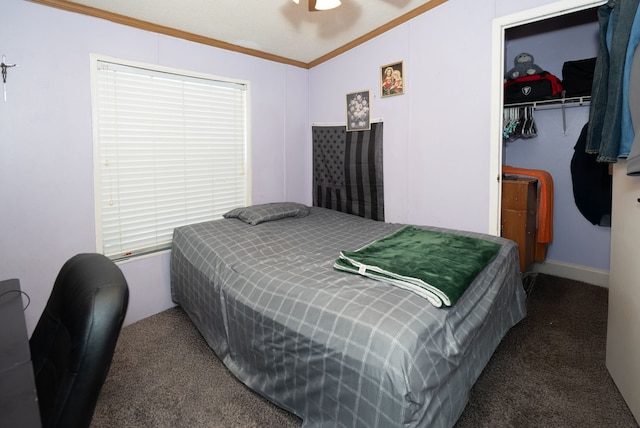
620, 3, 640, 157
587, 0, 640, 162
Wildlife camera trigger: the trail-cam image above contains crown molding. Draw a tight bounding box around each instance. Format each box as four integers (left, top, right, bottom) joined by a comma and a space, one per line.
28, 0, 448, 69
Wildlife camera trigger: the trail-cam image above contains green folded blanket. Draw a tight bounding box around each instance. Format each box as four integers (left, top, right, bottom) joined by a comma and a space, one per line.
334, 226, 501, 307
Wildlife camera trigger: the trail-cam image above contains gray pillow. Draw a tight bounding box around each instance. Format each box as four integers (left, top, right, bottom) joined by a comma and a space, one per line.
223, 202, 310, 225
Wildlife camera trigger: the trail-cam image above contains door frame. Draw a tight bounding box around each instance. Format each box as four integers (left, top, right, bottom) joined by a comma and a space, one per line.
488, 0, 607, 235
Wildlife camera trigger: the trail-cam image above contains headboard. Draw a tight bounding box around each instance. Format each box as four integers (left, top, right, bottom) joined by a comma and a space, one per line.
312, 122, 384, 221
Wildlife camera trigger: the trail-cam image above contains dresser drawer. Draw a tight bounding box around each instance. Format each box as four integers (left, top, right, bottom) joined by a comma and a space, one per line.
501, 177, 537, 272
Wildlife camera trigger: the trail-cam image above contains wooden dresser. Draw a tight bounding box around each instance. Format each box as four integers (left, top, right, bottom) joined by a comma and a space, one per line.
501, 177, 537, 272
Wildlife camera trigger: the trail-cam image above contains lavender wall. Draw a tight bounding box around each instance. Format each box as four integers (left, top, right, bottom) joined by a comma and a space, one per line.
310, 1, 499, 228
1, 0, 309, 332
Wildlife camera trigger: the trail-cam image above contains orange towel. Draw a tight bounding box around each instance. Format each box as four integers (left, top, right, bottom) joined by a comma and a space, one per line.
502, 165, 554, 244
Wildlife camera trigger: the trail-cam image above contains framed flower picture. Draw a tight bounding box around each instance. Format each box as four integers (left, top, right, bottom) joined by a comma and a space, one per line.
381, 61, 404, 97
346, 90, 371, 132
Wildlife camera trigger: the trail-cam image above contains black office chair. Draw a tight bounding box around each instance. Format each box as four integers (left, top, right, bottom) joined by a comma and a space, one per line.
29, 253, 129, 428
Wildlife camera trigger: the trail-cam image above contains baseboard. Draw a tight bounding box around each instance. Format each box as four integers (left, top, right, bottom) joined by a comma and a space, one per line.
531, 260, 610, 288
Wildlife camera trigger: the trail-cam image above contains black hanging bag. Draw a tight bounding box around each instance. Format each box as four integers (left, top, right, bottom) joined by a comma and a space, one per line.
562, 57, 596, 97
504, 71, 563, 103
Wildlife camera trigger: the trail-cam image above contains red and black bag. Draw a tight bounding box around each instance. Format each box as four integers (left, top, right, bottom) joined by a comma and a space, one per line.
504, 71, 563, 103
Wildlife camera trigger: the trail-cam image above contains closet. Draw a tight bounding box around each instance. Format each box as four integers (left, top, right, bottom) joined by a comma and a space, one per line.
500, 3, 640, 422
502, 7, 610, 278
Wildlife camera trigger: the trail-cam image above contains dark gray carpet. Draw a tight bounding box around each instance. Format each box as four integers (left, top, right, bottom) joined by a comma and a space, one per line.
455, 273, 637, 428
91, 274, 638, 427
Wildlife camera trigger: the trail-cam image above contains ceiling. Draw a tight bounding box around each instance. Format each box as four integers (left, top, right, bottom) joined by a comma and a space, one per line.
32, 0, 446, 67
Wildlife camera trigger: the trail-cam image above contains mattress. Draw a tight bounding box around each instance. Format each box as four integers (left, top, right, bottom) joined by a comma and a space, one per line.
170, 206, 526, 427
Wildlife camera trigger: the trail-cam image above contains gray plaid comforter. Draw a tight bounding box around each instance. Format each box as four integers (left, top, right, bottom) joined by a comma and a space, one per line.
170, 207, 526, 427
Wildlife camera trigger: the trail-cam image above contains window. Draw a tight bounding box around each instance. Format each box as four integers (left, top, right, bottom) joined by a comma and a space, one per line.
91, 56, 249, 260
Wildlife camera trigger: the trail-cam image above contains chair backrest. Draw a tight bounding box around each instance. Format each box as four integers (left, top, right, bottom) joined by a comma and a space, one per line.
29, 253, 129, 428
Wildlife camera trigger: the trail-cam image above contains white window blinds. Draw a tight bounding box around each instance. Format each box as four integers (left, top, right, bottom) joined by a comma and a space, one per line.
93, 58, 248, 260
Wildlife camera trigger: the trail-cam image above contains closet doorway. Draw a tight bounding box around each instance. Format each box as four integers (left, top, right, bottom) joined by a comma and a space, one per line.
489, 0, 607, 283
491, 2, 640, 423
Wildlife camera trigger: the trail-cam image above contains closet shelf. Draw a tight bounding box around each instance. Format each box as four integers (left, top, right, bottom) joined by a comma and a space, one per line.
504, 95, 591, 110
504, 96, 590, 135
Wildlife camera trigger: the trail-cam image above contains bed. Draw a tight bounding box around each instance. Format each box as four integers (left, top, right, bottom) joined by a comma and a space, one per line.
170, 203, 526, 428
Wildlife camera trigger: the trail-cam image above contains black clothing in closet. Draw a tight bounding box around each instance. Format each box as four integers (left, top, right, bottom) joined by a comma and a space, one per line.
571, 123, 612, 226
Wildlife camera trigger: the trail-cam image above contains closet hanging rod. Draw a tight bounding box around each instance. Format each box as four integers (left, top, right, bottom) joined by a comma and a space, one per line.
504, 95, 591, 110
